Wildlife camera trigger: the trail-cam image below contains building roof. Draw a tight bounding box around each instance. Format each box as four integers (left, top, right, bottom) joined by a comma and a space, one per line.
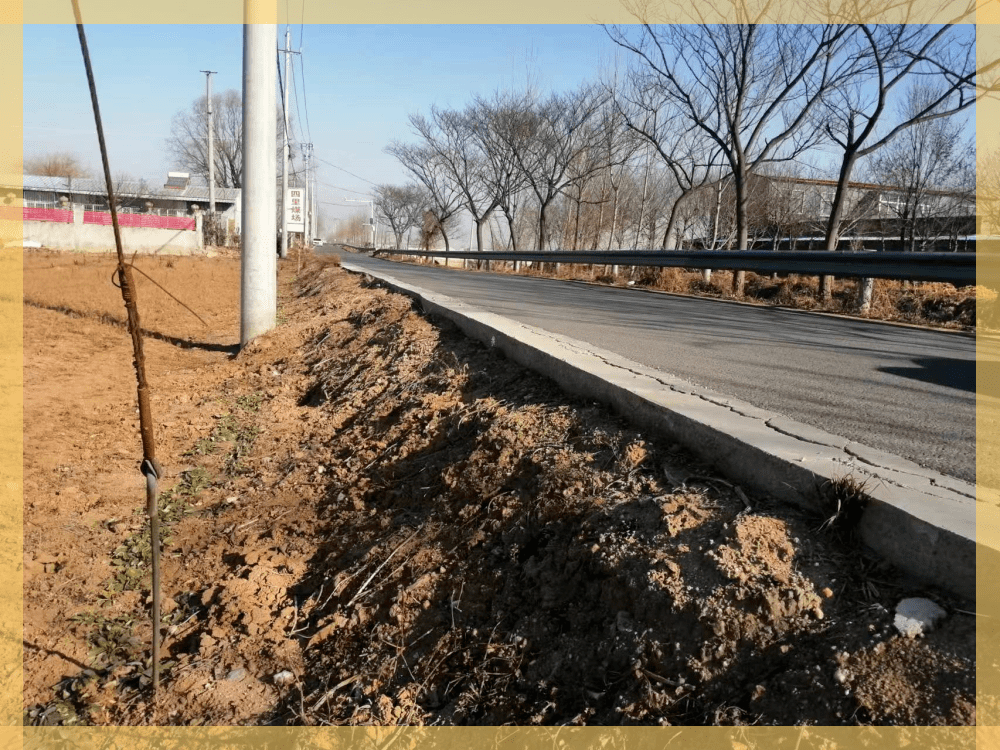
765, 174, 972, 200
13, 174, 240, 202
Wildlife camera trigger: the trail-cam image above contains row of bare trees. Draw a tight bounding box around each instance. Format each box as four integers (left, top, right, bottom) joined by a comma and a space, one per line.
381, 20, 987, 295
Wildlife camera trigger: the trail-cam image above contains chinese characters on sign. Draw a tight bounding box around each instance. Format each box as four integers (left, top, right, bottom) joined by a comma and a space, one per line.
286, 188, 305, 231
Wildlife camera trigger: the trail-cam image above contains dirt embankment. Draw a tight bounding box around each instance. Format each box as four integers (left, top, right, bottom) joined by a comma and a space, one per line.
22, 250, 977, 729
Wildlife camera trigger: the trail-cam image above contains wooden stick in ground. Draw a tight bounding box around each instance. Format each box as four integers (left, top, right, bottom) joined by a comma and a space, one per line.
72, 2, 164, 701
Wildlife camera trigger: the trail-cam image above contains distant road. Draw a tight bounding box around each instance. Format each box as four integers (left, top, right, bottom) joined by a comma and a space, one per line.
326, 249, 994, 485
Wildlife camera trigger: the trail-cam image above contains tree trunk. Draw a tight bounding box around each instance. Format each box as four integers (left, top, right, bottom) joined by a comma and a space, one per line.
820, 149, 861, 302
504, 208, 519, 254
636, 146, 651, 250
608, 187, 619, 253
475, 215, 490, 271
595, 170, 608, 251
537, 202, 548, 252
732, 173, 747, 297
661, 194, 683, 251
573, 189, 583, 251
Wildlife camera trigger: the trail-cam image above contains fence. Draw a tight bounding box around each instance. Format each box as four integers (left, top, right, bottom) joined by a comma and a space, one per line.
82, 211, 195, 230
369, 247, 982, 286
16, 205, 203, 253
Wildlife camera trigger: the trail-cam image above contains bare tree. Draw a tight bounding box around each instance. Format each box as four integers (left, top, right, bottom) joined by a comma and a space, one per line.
24, 152, 90, 178
689, 174, 738, 252
408, 107, 500, 254
166, 90, 287, 189
168, 90, 243, 188
563, 119, 618, 251
503, 85, 609, 251
867, 85, 973, 252
338, 212, 370, 246
612, 65, 728, 251
385, 142, 464, 254
468, 91, 535, 254
814, 22, 979, 298
606, 23, 856, 293
374, 183, 428, 250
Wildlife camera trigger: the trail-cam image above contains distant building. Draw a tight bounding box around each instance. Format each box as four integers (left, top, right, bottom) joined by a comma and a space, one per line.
17, 171, 241, 240
674, 174, 975, 252
2, 172, 242, 253
765, 174, 974, 226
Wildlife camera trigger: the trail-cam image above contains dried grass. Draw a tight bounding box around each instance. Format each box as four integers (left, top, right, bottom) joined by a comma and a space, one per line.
425, 256, 978, 330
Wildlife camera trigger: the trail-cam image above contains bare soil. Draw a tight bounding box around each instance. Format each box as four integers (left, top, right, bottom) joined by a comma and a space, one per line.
22, 249, 976, 728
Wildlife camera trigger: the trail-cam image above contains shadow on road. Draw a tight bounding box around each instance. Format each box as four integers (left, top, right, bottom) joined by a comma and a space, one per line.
877, 356, 975, 393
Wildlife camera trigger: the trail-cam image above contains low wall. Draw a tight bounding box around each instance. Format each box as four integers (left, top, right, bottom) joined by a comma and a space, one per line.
18, 207, 203, 254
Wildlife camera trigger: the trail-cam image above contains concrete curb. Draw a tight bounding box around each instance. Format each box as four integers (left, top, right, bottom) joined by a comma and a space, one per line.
343, 260, 987, 603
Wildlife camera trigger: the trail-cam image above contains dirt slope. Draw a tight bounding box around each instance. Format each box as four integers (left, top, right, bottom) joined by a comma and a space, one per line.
22, 250, 976, 729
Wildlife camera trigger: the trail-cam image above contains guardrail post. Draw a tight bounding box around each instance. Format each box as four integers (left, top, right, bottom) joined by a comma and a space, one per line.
856, 248, 876, 312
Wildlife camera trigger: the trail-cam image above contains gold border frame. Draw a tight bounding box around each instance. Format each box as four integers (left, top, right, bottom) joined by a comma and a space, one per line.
6, 0, 992, 746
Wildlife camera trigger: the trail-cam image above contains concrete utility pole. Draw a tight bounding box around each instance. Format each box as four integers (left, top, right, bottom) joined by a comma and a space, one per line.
240, 22, 277, 346
311, 165, 317, 241
200, 70, 217, 215
303, 143, 312, 243
278, 29, 293, 259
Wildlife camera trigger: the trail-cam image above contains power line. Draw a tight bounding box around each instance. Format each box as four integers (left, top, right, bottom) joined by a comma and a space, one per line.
289, 43, 306, 147
297, 0, 311, 143
297, 51, 312, 145
313, 155, 378, 186
276, 50, 289, 145
316, 179, 371, 195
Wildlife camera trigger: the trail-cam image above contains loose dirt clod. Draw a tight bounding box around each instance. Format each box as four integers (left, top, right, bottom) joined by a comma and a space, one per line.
22, 250, 980, 727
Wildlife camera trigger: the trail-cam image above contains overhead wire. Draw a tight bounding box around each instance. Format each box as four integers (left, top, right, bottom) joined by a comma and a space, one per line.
295, 8, 375, 221
297, 51, 313, 146
313, 155, 379, 186
299, 0, 312, 145
287, 29, 306, 151
276, 48, 291, 150
317, 179, 372, 195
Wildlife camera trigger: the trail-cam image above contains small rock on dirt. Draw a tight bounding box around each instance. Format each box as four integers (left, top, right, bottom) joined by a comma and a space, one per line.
225, 668, 247, 682
273, 670, 295, 686
894, 597, 947, 637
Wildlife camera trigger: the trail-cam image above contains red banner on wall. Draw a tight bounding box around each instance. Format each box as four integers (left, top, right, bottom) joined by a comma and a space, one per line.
23, 207, 74, 223
83, 211, 196, 230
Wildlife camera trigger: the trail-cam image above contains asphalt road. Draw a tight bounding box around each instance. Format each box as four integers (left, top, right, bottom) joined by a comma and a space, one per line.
327, 249, 993, 485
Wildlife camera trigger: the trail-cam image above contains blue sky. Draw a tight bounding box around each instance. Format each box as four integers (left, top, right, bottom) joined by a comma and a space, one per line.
22, 24, 976, 237
23, 24, 620, 232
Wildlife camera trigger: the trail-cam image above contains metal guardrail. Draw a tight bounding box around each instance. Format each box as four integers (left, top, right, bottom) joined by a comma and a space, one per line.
366, 247, 982, 286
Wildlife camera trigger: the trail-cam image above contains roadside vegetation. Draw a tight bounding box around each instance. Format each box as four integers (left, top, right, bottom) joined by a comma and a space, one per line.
376, 251, 983, 331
